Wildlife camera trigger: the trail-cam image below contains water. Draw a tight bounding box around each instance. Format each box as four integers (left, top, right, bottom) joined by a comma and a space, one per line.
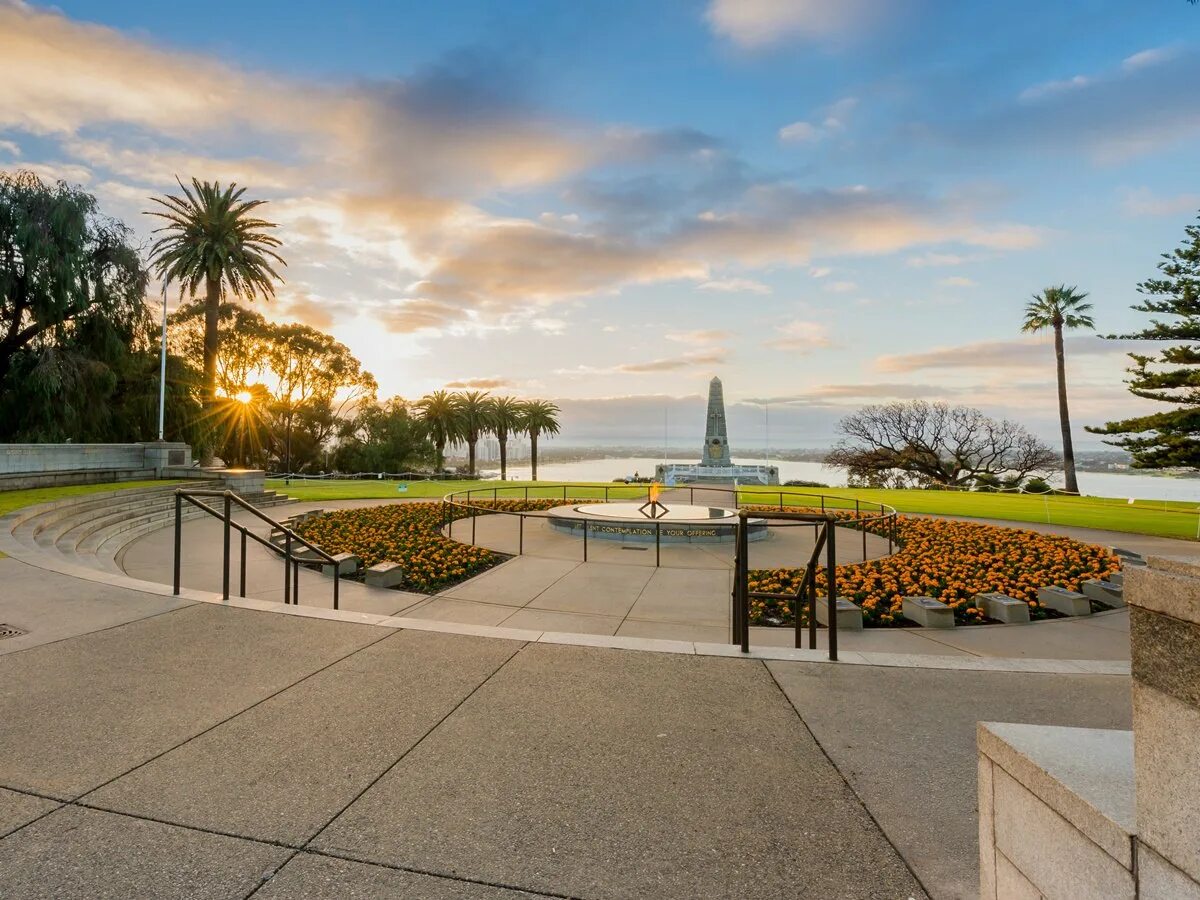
496, 456, 1200, 503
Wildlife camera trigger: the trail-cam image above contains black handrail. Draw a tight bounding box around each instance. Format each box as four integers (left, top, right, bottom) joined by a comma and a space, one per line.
172, 489, 340, 610
732, 508, 841, 661
440, 482, 898, 570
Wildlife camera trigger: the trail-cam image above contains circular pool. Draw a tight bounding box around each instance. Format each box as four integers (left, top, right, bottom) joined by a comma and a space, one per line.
546, 502, 768, 544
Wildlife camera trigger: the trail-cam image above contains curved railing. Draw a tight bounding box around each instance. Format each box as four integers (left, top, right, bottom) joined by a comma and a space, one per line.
440, 482, 900, 564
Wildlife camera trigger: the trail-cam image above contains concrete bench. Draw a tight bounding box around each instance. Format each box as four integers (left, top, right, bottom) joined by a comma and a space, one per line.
1108, 571, 1123, 586
1037, 585, 1091, 616
320, 553, 360, 577
902, 596, 955, 628
975, 592, 1030, 624
1112, 547, 1147, 567
814, 598, 864, 631
365, 561, 405, 588
1081, 579, 1125, 609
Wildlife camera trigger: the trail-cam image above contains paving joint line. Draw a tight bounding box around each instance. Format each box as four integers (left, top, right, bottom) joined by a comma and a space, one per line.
761, 659, 932, 898
0, 599, 199, 659
244, 637, 531, 898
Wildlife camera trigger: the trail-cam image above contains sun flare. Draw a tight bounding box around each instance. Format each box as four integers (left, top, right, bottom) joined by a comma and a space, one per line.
234, 390, 253, 405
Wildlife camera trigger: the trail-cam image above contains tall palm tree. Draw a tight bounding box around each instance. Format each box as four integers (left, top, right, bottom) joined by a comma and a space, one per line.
521, 399, 561, 482
455, 390, 494, 476
489, 395, 525, 481
415, 390, 461, 472
147, 178, 284, 460
1022, 284, 1094, 495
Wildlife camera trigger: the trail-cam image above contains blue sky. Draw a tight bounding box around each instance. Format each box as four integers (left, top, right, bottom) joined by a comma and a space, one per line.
2, 0, 1199, 447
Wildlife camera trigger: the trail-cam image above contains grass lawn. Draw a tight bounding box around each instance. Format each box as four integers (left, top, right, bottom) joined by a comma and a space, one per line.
267, 477, 1200, 541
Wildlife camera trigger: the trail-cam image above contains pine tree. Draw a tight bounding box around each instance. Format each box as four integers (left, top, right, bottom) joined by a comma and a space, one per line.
1088, 213, 1200, 467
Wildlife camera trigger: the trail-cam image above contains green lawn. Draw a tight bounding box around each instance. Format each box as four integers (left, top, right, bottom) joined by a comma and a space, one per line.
0, 480, 177, 517
267, 478, 1200, 541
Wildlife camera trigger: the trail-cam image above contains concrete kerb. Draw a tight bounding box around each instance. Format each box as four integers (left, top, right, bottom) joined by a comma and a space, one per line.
0, 493, 1132, 676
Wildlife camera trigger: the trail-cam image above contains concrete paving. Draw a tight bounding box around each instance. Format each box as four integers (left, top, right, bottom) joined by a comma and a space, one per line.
254, 853, 548, 898
767, 662, 1133, 900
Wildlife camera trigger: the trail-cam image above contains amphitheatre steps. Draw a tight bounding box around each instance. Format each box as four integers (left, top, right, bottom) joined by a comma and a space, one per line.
2, 481, 292, 578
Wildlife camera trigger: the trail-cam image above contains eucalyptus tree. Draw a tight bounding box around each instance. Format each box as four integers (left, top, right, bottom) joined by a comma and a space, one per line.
146, 178, 285, 457
415, 390, 462, 471
488, 395, 525, 480
1022, 285, 1094, 494
521, 399, 561, 482
455, 390, 494, 476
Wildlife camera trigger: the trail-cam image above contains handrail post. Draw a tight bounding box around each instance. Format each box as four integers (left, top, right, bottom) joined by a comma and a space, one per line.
519, 514, 524, 555
738, 513, 750, 653
807, 564, 818, 650
332, 560, 339, 610
173, 491, 182, 595
731, 515, 741, 646
471, 510, 476, 546
240, 529, 247, 597
655, 521, 661, 567
293, 558, 300, 606
222, 492, 231, 601
583, 517, 588, 562
826, 518, 838, 662
284, 532, 292, 605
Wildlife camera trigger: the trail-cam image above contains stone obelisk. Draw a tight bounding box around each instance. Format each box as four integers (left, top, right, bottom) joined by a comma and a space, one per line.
700, 376, 732, 466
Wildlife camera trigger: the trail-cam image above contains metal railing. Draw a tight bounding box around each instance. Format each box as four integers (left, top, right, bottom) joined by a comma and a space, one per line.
731, 509, 840, 660
441, 482, 898, 568
172, 489, 341, 609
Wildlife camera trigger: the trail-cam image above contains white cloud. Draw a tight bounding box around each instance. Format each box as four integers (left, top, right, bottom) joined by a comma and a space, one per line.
939, 276, 976, 287
705, 0, 894, 49
697, 277, 771, 294
906, 252, 967, 268
778, 121, 821, 143
0, 139, 19, 157
876, 336, 1145, 373
1020, 75, 1090, 103
763, 320, 832, 352
808, 266, 832, 278
1123, 47, 1176, 72
665, 329, 731, 345
1120, 187, 1200, 218
779, 97, 857, 144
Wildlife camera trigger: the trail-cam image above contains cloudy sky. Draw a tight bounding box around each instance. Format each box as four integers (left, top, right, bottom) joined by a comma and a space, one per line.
3, 0, 1199, 447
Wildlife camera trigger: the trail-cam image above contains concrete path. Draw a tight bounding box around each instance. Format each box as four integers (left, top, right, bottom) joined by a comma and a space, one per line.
0, 595, 925, 898
117, 500, 1134, 665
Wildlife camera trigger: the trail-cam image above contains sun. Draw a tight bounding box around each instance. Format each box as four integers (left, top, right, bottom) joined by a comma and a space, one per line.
234, 390, 253, 405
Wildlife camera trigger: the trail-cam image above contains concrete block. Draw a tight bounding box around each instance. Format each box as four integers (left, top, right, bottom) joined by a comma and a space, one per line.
902, 596, 955, 628
813, 597, 864, 631
976, 592, 1031, 624
996, 852, 1042, 900
365, 561, 405, 589
992, 766, 1135, 900
321, 553, 360, 577
1108, 571, 1123, 586
1082, 579, 1125, 608
1038, 585, 1091, 616
1134, 682, 1200, 884
1139, 843, 1200, 899
979, 757, 997, 899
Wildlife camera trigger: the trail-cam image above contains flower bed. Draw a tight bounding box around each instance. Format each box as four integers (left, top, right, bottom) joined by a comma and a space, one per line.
745, 507, 1120, 627
292, 499, 565, 593
295, 501, 1120, 625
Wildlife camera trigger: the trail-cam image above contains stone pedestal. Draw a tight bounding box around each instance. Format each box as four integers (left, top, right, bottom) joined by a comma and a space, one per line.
140, 441, 192, 472
814, 598, 864, 631
979, 554, 1200, 898
1037, 585, 1091, 616
902, 596, 955, 628
976, 592, 1030, 624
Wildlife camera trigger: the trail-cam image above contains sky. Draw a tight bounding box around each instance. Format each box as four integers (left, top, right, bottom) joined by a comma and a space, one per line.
2, 0, 1199, 448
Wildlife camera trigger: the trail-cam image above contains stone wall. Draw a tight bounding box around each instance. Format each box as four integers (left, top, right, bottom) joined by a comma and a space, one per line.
978, 555, 1200, 899
0, 443, 193, 490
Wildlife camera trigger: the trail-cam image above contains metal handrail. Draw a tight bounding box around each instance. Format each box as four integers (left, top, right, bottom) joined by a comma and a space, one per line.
172, 489, 340, 610
440, 482, 899, 568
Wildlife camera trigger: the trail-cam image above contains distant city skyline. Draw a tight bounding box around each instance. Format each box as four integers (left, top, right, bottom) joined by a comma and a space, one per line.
2, 1, 1198, 450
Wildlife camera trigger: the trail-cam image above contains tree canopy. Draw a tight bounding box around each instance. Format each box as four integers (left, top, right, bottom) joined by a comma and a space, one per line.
826, 400, 1057, 488
1088, 212, 1200, 468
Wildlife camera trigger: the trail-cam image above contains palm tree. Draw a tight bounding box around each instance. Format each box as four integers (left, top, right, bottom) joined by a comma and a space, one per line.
147, 178, 284, 460
489, 396, 525, 480
415, 390, 461, 472
521, 399, 561, 482
1022, 285, 1094, 494
455, 390, 494, 476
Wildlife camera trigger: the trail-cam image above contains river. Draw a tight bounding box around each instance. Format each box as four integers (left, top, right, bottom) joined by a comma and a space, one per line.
497, 456, 1200, 503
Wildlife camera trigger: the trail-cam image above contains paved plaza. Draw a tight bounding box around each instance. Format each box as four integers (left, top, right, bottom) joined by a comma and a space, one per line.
0, 550, 1133, 899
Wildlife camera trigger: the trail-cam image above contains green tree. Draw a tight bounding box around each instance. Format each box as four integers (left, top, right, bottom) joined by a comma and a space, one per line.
489, 395, 525, 480
146, 178, 284, 458
1089, 214, 1200, 468
1021, 285, 1094, 494
0, 171, 147, 397
415, 390, 462, 471
334, 397, 433, 473
521, 399, 561, 482
454, 390, 494, 476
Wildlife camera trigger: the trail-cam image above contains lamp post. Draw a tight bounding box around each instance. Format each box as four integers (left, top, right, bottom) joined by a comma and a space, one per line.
157, 285, 168, 441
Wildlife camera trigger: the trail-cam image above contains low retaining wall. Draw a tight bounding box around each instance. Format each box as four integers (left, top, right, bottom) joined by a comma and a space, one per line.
0, 442, 194, 491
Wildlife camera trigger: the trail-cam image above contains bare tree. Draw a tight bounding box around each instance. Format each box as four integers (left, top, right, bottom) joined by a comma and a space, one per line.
825, 401, 1058, 488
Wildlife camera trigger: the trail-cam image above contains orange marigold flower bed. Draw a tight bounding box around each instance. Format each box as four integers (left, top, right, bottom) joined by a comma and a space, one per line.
293, 499, 569, 594
743, 507, 1120, 627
